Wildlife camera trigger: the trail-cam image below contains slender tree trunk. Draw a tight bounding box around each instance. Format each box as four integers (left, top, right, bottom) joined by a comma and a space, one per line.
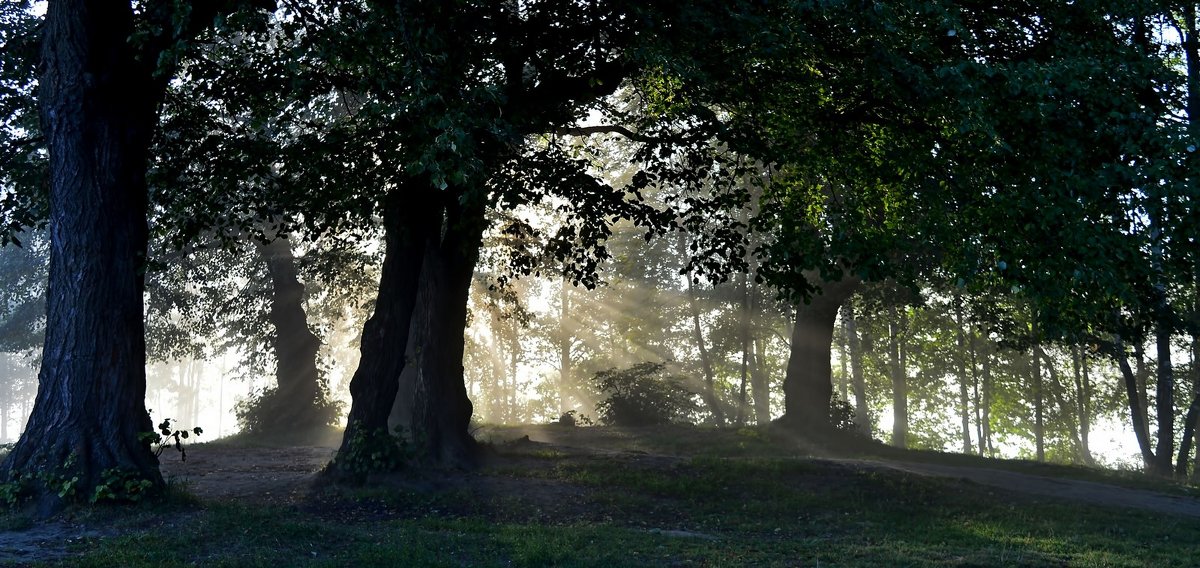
1032, 348, 1044, 462
955, 299, 972, 454
838, 305, 849, 401
1153, 316, 1175, 476
888, 303, 908, 448
684, 240, 725, 426
846, 299, 869, 436
1114, 338, 1157, 469
1042, 348, 1086, 463
982, 345, 994, 456
558, 275, 571, 415
735, 272, 752, 426
1134, 343, 1151, 442
1175, 1, 1200, 479
751, 337, 771, 424
970, 328, 984, 456
336, 186, 435, 469
410, 195, 486, 467
1073, 346, 1095, 466
0, 0, 166, 511
257, 235, 328, 431
780, 276, 861, 432
1176, 327, 1200, 476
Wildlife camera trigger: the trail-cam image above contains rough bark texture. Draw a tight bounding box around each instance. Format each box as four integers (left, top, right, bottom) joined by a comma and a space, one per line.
409, 196, 485, 467
257, 235, 326, 430
779, 276, 860, 432
336, 188, 435, 466
0, 0, 163, 512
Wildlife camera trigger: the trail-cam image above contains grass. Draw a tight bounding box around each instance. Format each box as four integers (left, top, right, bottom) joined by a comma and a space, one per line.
5, 425, 1200, 566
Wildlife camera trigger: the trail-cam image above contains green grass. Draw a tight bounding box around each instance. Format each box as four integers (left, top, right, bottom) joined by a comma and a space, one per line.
8, 425, 1200, 567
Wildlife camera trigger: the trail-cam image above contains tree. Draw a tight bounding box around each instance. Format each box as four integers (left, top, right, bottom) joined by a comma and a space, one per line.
0, 0, 269, 510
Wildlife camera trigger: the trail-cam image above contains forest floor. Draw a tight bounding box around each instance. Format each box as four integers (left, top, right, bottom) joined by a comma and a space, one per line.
3, 424, 1200, 566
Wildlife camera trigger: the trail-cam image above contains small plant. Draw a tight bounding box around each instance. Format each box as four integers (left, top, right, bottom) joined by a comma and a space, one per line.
335, 423, 411, 476
141, 415, 203, 462
0, 472, 33, 508
556, 410, 593, 426
592, 362, 699, 427
90, 468, 155, 504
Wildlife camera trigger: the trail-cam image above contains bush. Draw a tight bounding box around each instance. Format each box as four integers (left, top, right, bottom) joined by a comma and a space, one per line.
592, 362, 699, 426
235, 385, 342, 436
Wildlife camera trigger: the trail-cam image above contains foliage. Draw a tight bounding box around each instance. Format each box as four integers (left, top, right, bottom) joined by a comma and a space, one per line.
828, 392, 858, 433
233, 385, 342, 436
335, 424, 411, 476
90, 469, 156, 504
142, 415, 203, 462
592, 362, 699, 427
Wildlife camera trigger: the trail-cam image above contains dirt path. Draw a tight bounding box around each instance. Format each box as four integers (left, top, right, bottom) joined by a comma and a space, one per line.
830, 458, 1200, 518
160, 445, 336, 504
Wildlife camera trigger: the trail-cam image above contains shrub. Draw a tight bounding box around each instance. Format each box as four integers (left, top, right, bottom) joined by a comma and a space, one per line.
591, 362, 699, 426
234, 385, 342, 436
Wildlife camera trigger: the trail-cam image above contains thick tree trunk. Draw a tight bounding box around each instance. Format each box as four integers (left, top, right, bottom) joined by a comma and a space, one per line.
780, 276, 860, 432
255, 235, 327, 431
0, 0, 164, 511
409, 196, 485, 467
336, 187, 435, 468
887, 303, 908, 448
845, 299, 869, 436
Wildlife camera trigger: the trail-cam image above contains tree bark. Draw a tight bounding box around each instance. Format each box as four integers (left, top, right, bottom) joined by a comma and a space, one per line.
1114, 338, 1157, 469
409, 194, 485, 467
845, 299, 870, 436
780, 275, 860, 432
1032, 348, 1044, 462
1072, 346, 1095, 466
256, 235, 327, 431
981, 344, 994, 456
0, 0, 164, 512
735, 272, 752, 426
1152, 315, 1175, 476
336, 186, 435, 467
684, 247, 726, 427
955, 298, 972, 454
558, 275, 571, 415
750, 336, 771, 424
887, 303, 908, 448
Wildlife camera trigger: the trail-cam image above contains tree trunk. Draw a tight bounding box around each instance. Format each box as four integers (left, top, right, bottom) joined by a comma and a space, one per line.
1072, 346, 1095, 465
0, 0, 164, 512
735, 272, 751, 426
558, 275, 571, 415
845, 299, 870, 436
955, 298, 972, 454
1115, 338, 1157, 469
970, 328, 984, 456
780, 276, 861, 432
981, 344, 994, 456
838, 305, 849, 401
257, 235, 326, 431
684, 244, 725, 427
1032, 348, 1044, 462
1152, 315, 1175, 476
1178, 328, 1200, 476
751, 336, 771, 424
336, 186, 435, 468
888, 303, 908, 448
409, 195, 485, 467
